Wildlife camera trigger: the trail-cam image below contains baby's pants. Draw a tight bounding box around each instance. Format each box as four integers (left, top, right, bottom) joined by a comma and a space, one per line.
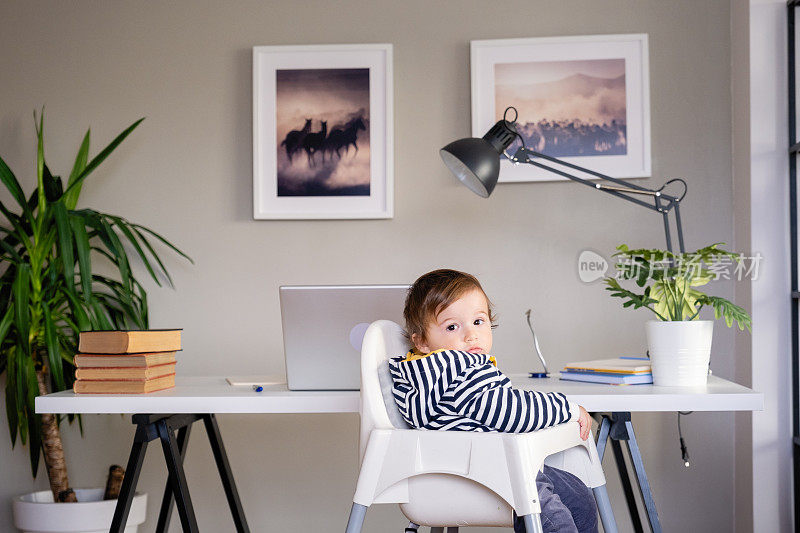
514, 465, 598, 533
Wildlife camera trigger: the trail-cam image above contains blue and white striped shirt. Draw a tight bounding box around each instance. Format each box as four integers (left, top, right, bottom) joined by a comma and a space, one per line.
388, 349, 576, 432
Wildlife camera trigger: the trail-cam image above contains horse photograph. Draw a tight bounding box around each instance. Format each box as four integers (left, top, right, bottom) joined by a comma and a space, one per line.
275, 68, 371, 196
494, 58, 628, 158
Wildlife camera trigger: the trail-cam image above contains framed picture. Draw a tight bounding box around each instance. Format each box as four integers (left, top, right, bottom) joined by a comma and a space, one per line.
253, 44, 393, 219
471, 34, 650, 182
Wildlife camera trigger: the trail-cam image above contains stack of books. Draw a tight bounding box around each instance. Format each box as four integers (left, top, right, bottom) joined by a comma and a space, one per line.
559, 357, 653, 385
73, 329, 181, 394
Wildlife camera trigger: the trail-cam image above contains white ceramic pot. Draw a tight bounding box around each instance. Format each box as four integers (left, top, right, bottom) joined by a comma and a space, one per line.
645, 320, 714, 386
12, 488, 146, 533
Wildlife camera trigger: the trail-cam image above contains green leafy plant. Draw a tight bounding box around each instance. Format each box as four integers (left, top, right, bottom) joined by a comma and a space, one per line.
603, 243, 751, 331
0, 110, 191, 501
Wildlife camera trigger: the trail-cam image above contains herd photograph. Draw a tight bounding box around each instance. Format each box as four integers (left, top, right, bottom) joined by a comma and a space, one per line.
494, 57, 628, 158
275, 67, 371, 196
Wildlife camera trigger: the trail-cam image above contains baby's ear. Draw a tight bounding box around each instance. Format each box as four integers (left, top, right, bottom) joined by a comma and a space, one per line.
411, 333, 429, 353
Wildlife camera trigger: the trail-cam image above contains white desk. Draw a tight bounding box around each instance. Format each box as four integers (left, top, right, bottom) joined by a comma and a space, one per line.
35, 374, 763, 414
36, 377, 359, 414
35, 375, 763, 533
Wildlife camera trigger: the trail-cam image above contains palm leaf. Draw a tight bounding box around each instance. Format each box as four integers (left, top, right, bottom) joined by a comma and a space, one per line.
5, 345, 18, 446
131, 224, 193, 264
98, 218, 132, 294
0, 156, 33, 222
60, 282, 91, 332
24, 356, 41, 477
42, 302, 64, 390
0, 199, 33, 253
87, 299, 114, 330
35, 110, 46, 219
64, 129, 90, 210
52, 201, 75, 292
62, 118, 144, 199
107, 216, 163, 286
0, 306, 15, 359
69, 214, 92, 303
12, 266, 30, 355
15, 340, 28, 445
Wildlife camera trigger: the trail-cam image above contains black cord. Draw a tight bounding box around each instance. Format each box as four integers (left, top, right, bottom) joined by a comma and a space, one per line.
656, 178, 688, 202
678, 411, 692, 467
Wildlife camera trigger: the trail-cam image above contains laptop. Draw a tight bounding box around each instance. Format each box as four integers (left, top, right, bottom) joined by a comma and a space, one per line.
279, 284, 409, 390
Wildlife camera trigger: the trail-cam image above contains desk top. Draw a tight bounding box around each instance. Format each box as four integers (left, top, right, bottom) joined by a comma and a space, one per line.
35, 375, 763, 414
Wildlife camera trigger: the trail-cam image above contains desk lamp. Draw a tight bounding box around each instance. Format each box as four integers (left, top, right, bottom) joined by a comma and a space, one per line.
440, 107, 688, 253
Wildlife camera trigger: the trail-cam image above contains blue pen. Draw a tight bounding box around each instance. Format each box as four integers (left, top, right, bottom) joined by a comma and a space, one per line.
252, 385, 263, 392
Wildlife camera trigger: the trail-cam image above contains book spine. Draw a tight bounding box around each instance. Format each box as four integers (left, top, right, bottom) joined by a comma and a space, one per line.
562, 369, 652, 377
74, 372, 176, 382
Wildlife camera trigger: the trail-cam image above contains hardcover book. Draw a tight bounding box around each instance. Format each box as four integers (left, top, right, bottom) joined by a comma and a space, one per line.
563, 357, 651, 375
78, 329, 182, 354
75, 362, 176, 381
73, 374, 175, 394
74, 352, 177, 368
559, 371, 653, 385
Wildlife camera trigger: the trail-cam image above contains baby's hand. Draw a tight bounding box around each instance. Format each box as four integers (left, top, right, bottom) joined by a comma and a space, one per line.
577, 406, 591, 441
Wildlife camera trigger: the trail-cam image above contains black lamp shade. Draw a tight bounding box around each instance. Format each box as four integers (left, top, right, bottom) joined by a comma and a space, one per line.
439, 138, 500, 197
439, 119, 517, 198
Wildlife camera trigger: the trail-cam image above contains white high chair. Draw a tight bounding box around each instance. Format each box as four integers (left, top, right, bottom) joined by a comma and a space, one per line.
345, 320, 617, 533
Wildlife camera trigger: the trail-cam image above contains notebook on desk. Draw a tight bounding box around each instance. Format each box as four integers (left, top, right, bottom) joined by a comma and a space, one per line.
279, 284, 409, 390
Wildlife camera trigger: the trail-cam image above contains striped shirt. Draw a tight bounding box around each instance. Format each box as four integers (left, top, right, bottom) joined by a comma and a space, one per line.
388, 349, 576, 432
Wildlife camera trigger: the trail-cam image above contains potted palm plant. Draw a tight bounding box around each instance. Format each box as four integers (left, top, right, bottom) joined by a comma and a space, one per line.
1, 110, 191, 532
603, 243, 751, 386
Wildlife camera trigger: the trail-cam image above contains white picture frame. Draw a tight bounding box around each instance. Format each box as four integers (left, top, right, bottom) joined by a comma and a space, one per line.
471, 34, 651, 182
253, 44, 393, 219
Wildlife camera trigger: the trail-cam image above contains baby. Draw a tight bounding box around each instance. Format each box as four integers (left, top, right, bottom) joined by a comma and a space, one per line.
388, 269, 597, 533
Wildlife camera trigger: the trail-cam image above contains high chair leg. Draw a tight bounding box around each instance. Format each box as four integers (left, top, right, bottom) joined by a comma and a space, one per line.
521, 514, 545, 533
446, 528, 458, 532
345, 503, 367, 533
430, 528, 443, 533
593, 484, 618, 533
404, 522, 419, 532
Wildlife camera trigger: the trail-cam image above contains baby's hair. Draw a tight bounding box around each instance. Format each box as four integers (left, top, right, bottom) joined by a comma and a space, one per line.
404, 269, 497, 345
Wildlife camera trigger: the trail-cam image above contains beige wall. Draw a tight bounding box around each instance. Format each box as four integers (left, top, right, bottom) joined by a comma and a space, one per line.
0, 1, 741, 531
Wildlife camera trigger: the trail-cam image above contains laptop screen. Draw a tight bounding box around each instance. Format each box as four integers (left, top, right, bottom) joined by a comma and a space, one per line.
279, 284, 409, 390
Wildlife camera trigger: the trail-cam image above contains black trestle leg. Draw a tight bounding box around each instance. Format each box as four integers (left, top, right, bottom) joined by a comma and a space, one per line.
156, 423, 192, 533
203, 414, 250, 532
611, 439, 644, 533
622, 419, 662, 533
157, 419, 199, 533
110, 427, 149, 533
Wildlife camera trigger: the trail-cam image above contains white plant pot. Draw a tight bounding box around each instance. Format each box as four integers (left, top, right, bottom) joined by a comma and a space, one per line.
12, 488, 147, 533
645, 320, 714, 386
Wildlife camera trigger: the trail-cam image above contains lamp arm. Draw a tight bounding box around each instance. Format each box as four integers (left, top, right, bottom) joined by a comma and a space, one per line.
516, 147, 659, 193
520, 156, 660, 212
512, 147, 687, 253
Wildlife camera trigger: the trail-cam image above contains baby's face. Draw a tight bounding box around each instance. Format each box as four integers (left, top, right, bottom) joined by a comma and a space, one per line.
413, 288, 493, 354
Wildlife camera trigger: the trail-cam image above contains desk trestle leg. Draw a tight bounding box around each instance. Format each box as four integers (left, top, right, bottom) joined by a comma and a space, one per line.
157, 418, 199, 532
596, 413, 663, 533
110, 428, 149, 532
110, 413, 250, 533
611, 439, 644, 533
203, 414, 249, 532
156, 423, 192, 533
